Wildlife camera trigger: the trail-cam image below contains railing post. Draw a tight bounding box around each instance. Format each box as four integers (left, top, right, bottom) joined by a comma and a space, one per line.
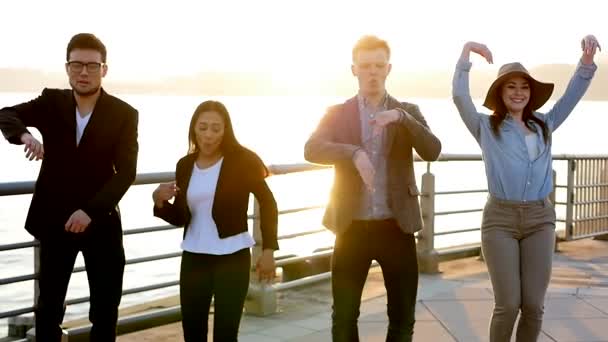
565, 159, 576, 240
417, 163, 439, 273
595, 157, 608, 240
34, 241, 40, 307
244, 199, 277, 316
25, 241, 70, 341
551, 169, 559, 252
18, 242, 41, 338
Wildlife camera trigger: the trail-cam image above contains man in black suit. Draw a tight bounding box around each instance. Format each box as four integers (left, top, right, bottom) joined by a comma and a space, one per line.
0, 33, 138, 341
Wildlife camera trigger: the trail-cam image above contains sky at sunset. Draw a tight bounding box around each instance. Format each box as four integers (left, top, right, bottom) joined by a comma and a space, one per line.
0, 0, 605, 82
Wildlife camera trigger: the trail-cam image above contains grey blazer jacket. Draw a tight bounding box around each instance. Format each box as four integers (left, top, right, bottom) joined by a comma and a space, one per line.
304, 95, 441, 235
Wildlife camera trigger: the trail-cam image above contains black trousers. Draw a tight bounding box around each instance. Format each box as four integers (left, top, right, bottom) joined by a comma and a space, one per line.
35, 223, 125, 342
180, 248, 251, 342
331, 219, 419, 342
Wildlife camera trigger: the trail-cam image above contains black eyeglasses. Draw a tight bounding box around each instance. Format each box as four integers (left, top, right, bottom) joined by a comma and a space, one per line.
66, 61, 104, 73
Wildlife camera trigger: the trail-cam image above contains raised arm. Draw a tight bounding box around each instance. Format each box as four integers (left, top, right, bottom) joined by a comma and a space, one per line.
545, 34, 600, 131
452, 42, 493, 140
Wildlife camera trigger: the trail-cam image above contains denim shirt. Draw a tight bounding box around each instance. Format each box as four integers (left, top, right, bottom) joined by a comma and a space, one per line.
452, 59, 597, 201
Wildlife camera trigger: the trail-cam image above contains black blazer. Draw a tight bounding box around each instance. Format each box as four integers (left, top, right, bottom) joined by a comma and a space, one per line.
0, 88, 139, 239
153, 148, 279, 250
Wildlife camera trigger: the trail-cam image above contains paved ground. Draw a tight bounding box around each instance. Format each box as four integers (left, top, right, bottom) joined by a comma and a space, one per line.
113, 238, 608, 341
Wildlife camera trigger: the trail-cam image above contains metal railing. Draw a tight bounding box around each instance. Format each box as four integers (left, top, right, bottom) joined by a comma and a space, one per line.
1, 154, 608, 339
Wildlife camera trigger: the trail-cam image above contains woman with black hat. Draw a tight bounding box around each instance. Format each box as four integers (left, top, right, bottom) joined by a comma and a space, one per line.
452, 35, 600, 341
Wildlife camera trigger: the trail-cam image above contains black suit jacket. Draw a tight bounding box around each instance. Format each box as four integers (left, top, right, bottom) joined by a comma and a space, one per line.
153, 149, 279, 251
0, 88, 139, 240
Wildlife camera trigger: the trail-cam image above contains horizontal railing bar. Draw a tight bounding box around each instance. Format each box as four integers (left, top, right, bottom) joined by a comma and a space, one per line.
435, 189, 487, 195
0, 181, 35, 196
2, 155, 607, 196
435, 208, 483, 216
435, 227, 480, 236
67, 305, 182, 338
567, 231, 608, 240
573, 183, 608, 189
123, 225, 181, 235
276, 250, 333, 267
1, 251, 185, 285
103, 205, 326, 238
573, 199, 608, 205
0, 240, 38, 252
268, 163, 332, 175
552, 154, 608, 160
133, 172, 175, 185
273, 272, 332, 291
573, 215, 608, 222
278, 228, 326, 240
0, 239, 320, 287
0, 306, 35, 319
71, 252, 184, 275
125, 252, 182, 265
121, 280, 180, 296
0, 165, 327, 197
278, 205, 325, 215
65, 281, 180, 306
426, 153, 608, 162
436, 244, 481, 259
0, 273, 36, 285
274, 261, 381, 292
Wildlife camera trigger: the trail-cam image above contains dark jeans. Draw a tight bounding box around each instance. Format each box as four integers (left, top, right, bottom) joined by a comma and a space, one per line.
331, 219, 418, 342
35, 224, 125, 342
180, 248, 251, 342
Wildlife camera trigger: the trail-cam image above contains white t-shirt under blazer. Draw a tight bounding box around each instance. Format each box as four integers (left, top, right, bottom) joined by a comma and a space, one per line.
75, 108, 92, 146
181, 158, 255, 254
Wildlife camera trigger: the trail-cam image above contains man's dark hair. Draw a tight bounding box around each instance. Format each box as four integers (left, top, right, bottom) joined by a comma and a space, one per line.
66, 33, 107, 62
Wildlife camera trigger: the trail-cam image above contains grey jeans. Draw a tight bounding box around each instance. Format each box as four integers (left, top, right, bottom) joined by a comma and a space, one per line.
481, 195, 556, 342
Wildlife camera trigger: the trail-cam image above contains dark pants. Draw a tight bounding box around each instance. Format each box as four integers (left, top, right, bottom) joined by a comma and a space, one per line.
35, 223, 125, 342
331, 219, 418, 342
180, 248, 251, 342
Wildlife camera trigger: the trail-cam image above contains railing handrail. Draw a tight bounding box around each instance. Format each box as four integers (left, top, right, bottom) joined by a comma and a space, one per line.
4, 154, 608, 196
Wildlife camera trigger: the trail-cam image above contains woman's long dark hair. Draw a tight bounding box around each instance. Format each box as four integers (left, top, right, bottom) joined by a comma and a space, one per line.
187, 100, 269, 177
187, 100, 242, 155
489, 82, 549, 143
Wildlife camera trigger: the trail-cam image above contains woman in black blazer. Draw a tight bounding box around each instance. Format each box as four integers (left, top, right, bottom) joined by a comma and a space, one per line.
152, 100, 279, 341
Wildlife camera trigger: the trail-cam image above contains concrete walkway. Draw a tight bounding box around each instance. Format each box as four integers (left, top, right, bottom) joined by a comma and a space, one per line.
116, 239, 608, 341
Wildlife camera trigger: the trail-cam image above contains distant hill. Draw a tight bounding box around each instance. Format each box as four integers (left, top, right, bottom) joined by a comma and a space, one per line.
0, 61, 605, 100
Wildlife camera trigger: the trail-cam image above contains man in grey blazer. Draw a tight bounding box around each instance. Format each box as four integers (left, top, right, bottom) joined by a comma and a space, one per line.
304, 35, 441, 342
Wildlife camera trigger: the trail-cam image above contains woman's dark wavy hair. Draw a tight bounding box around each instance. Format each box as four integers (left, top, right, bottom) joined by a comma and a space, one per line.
188, 100, 242, 155
489, 80, 549, 143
